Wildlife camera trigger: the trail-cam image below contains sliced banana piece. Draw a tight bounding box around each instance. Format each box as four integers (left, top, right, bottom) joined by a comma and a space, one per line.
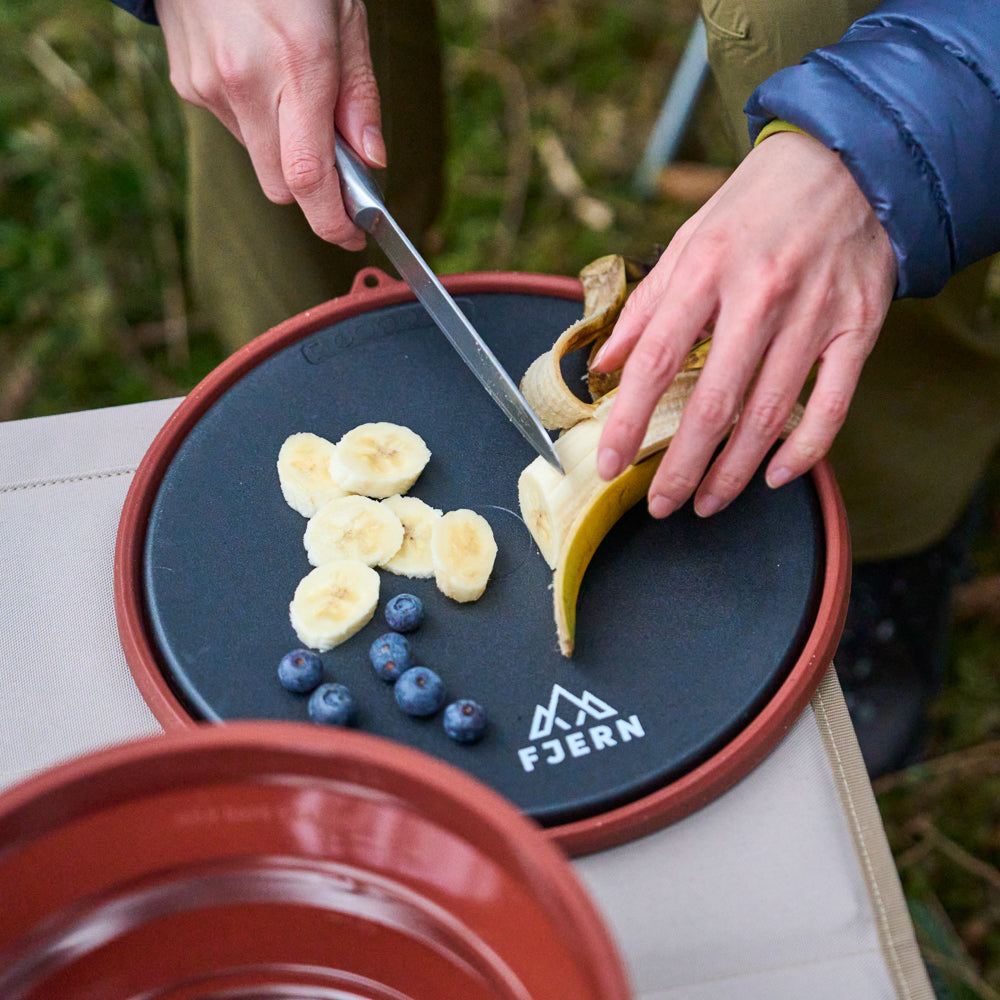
276, 432, 350, 517
431, 509, 498, 603
289, 559, 381, 651
379, 494, 443, 578
329, 421, 431, 498
304, 495, 404, 568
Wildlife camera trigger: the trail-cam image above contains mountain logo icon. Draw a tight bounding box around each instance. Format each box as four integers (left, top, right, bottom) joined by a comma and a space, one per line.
528, 684, 618, 740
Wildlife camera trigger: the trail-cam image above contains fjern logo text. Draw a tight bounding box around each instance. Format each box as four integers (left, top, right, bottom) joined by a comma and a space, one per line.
517, 684, 645, 773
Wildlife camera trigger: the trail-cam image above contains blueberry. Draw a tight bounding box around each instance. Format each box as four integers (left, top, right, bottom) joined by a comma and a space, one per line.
308, 682, 357, 726
443, 700, 488, 744
368, 632, 412, 683
385, 593, 424, 633
394, 666, 445, 717
278, 649, 323, 694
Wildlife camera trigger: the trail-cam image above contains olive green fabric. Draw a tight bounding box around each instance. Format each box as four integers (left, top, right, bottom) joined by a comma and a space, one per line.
184, 0, 445, 353
700, 0, 1000, 559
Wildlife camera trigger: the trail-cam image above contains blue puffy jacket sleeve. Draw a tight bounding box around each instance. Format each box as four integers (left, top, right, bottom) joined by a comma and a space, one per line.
745, 0, 1000, 298
109, 0, 158, 26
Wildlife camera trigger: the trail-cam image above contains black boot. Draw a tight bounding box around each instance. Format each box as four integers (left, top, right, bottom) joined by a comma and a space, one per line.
835, 504, 979, 780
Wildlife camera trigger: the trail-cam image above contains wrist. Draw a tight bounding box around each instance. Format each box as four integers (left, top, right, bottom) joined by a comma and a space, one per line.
753, 119, 809, 147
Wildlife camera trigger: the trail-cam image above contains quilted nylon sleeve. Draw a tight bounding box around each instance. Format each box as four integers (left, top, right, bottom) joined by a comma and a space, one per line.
108, 0, 158, 26
745, 0, 1000, 298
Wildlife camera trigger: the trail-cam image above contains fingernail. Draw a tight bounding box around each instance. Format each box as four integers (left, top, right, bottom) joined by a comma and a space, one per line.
592, 341, 610, 368
596, 447, 622, 480
766, 466, 792, 489
362, 126, 387, 168
695, 493, 722, 518
649, 494, 675, 519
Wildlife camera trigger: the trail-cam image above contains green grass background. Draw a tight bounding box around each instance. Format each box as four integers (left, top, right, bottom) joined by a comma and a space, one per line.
2, 2, 999, 995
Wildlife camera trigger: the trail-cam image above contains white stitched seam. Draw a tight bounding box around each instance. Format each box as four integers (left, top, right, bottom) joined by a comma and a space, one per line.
0, 468, 137, 495
812, 681, 911, 1000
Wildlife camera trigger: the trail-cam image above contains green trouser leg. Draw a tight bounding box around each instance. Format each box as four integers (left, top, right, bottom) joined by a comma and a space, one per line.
184, 0, 445, 354
700, 0, 1000, 561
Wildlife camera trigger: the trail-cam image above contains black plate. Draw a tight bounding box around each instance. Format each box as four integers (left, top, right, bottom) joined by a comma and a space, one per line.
142, 288, 825, 827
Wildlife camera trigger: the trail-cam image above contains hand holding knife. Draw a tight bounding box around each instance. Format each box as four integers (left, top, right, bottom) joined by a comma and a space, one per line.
334, 134, 564, 474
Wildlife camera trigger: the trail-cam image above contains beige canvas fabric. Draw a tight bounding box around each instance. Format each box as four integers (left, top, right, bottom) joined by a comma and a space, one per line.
0, 397, 932, 998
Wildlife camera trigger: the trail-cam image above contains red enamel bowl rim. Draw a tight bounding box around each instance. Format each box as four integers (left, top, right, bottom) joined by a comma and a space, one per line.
0, 719, 631, 1000
114, 267, 851, 858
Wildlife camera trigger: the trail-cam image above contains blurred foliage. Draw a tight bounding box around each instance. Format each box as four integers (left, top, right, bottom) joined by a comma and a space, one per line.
2, 1, 1000, 996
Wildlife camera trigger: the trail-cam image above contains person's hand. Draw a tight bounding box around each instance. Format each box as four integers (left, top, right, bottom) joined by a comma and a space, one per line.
591, 131, 898, 518
156, 0, 384, 250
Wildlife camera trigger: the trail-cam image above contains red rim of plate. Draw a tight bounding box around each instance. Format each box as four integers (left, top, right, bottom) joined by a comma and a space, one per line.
114, 267, 851, 858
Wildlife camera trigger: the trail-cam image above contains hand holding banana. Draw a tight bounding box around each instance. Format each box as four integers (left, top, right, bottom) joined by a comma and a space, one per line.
590, 132, 897, 520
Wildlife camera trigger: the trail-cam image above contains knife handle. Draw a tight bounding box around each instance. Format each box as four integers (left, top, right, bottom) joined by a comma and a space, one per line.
334, 133, 384, 232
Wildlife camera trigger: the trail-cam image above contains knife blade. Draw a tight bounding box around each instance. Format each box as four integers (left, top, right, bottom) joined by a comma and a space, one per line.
334, 134, 564, 474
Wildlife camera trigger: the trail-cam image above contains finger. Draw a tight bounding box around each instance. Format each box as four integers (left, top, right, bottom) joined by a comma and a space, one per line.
596, 286, 716, 480
234, 93, 291, 204
688, 277, 828, 515
691, 334, 815, 516
765, 334, 871, 489
277, 67, 366, 249
333, 0, 385, 169
590, 252, 682, 374
590, 214, 709, 374
642, 290, 777, 517
197, 38, 285, 197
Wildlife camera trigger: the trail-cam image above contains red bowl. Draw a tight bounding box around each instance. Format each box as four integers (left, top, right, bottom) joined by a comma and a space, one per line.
0, 721, 630, 999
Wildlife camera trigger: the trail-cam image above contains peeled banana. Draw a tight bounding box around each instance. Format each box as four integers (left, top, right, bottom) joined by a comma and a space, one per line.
304, 494, 405, 568
517, 419, 607, 569
276, 432, 349, 517
289, 559, 381, 651
329, 421, 431, 498
431, 509, 498, 603
517, 254, 810, 656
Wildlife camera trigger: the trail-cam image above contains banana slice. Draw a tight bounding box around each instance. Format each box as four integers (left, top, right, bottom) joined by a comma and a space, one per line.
380, 494, 443, 578
431, 509, 498, 603
276, 432, 350, 517
329, 421, 431, 498
289, 559, 381, 651
304, 495, 405, 568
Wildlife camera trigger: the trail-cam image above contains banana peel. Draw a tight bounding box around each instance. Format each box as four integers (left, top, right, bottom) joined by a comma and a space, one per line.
519, 254, 629, 429
552, 452, 662, 657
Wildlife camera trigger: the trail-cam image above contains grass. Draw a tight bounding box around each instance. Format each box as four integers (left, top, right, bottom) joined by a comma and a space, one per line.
2, 1, 999, 994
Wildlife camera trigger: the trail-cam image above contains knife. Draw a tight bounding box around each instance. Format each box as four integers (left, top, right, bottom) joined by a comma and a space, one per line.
334, 134, 564, 474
